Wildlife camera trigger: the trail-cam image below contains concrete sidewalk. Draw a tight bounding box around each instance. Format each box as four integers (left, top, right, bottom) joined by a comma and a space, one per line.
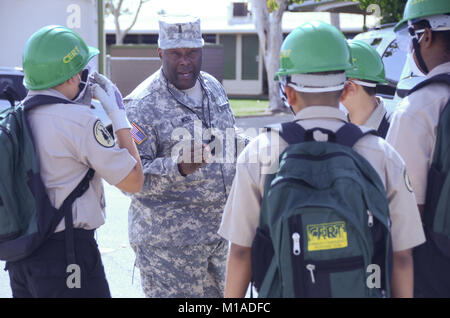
235, 112, 294, 129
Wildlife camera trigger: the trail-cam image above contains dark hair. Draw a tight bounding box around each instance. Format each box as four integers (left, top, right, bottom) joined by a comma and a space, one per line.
413, 18, 450, 55
361, 83, 377, 97
296, 71, 345, 104
436, 30, 450, 55
298, 89, 344, 101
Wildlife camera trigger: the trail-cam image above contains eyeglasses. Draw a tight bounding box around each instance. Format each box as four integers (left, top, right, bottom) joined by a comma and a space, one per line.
396, 27, 425, 53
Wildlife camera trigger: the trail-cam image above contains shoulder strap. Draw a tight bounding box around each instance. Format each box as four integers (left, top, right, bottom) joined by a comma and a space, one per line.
377, 114, 390, 139
264, 122, 306, 145
408, 73, 450, 96
333, 123, 378, 148
266, 121, 377, 148
278, 122, 307, 145
58, 168, 95, 266
22, 94, 73, 111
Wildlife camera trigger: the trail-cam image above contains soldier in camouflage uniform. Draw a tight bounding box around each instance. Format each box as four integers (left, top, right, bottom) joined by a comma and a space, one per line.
124, 16, 244, 298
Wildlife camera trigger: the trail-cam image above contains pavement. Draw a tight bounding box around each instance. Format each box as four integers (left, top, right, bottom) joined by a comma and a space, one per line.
0, 112, 293, 298
0, 182, 145, 298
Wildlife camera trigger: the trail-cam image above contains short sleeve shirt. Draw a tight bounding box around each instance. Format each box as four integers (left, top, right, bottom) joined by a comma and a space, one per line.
26, 89, 137, 231
219, 106, 425, 252
386, 62, 450, 204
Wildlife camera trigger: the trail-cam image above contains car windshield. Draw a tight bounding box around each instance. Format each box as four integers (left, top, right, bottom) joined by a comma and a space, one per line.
368, 37, 383, 50
381, 39, 407, 85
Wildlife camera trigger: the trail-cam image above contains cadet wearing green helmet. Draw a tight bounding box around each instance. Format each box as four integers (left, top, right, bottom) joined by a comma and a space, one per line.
219, 20, 424, 298
5, 25, 144, 298
340, 40, 391, 138
386, 0, 450, 298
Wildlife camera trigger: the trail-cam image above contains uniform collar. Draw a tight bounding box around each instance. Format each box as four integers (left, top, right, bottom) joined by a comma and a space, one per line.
293, 105, 349, 123
427, 61, 450, 79
161, 69, 205, 110
24, 88, 73, 103
364, 97, 387, 130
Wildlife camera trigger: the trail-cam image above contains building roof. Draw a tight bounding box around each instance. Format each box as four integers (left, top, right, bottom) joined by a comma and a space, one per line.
288, 0, 366, 14
104, 2, 377, 35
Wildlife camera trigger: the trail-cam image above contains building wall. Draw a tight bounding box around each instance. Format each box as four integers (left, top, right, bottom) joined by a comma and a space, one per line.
1, 0, 101, 70
107, 45, 223, 96
218, 33, 264, 96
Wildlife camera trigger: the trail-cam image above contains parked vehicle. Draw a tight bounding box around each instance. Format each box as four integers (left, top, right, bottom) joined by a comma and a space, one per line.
353, 24, 425, 113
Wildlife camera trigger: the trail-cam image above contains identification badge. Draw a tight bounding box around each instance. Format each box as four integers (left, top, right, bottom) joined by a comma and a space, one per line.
93, 120, 115, 148
306, 221, 348, 251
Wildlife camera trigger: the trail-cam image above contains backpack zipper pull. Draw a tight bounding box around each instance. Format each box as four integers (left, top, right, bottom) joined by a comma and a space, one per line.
292, 232, 301, 255
306, 264, 316, 284
367, 210, 374, 227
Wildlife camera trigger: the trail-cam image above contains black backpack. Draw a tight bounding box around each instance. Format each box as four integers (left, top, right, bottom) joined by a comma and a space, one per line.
0, 95, 94, 265
408, 73, 450, 258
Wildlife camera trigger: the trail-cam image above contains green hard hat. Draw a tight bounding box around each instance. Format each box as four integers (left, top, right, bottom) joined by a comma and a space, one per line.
346, 40, 387, 84
394, 0, 450, 32
23, 25, 99, 90
275, 20, 352, 80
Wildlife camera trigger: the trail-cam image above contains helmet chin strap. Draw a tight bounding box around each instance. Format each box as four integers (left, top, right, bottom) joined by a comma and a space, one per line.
411, 38, 429, 75
279, 77, 296, 115
408, 23, 429, 74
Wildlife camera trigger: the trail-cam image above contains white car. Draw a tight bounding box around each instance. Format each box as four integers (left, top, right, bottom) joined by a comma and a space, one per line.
0, 67, 113, 136
353, 24, 425, 114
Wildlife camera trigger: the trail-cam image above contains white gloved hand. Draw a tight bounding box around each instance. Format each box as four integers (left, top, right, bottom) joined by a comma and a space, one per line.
91, 72, 131, 132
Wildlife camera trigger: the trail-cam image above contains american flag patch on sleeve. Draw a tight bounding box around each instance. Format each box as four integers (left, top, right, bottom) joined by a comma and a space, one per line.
131, 123, 147, 145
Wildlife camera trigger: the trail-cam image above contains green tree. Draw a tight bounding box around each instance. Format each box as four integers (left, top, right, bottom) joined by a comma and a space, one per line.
255, 0, 407, 112
357, 0, 408, 24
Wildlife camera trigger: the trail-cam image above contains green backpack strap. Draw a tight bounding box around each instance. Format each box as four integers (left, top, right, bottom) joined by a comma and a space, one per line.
258, 256, 282, 298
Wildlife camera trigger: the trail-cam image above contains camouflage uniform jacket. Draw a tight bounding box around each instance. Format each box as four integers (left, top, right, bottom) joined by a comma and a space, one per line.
124, 68, 239, 248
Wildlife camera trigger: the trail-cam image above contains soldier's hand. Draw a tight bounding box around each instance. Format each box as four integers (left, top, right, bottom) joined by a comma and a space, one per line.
178, 143, 212, 176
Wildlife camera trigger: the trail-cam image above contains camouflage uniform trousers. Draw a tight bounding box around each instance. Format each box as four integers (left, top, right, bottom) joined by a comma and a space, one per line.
135, 239, 228, 298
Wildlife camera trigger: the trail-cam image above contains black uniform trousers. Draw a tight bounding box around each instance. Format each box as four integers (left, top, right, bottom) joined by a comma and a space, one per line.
5, 229, 111, 298
414, 230, 450, 298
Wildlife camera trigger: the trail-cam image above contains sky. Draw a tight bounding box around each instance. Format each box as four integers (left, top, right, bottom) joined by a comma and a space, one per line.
120, 0, 234, 19
105, 0, 249, 32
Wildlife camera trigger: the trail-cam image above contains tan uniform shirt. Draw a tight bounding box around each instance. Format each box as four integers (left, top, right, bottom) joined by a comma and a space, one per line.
386, 62, 450, 205
219, 106, 425, 252
26, 89, 137, 232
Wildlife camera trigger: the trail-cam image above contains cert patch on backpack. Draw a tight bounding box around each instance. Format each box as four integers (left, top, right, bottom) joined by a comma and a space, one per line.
306, 221, 348, 251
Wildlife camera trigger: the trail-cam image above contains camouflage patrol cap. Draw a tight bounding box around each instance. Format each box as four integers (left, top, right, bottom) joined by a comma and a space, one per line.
158, 15, 204, 50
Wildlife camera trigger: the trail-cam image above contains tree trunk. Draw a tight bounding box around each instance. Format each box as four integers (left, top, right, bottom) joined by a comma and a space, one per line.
251, 0, 287, 113
116, 31, 124, 45
110, 0, 145, 45
113, 2, 124, 45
